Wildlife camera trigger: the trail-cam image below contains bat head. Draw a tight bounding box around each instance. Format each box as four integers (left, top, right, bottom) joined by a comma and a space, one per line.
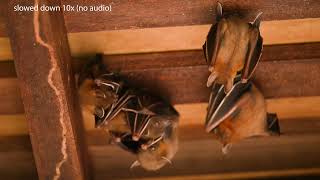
132, 120, 178, 171
203, 2, 263, 92
135, 145, 174, 171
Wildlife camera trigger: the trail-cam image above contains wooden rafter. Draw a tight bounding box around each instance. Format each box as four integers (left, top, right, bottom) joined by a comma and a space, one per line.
6, 0, 89, 179
1, 0, 320, 37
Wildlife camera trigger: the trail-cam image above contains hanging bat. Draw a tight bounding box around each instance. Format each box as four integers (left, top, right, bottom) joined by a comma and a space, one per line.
205, 77, 280, 152
203, 2, 263, 93
77, 55, 179, 171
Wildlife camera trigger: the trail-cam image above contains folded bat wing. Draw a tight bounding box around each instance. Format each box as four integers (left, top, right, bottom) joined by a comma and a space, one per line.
241, 26, 263, 82
203, 23, 220, 65
205, 81, 252, 132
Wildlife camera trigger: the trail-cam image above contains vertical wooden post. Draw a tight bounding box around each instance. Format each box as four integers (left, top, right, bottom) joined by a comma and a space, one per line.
6, 0, 88, 179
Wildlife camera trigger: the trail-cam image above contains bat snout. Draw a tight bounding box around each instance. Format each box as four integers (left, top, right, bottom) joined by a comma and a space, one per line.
132, 134, 140, 141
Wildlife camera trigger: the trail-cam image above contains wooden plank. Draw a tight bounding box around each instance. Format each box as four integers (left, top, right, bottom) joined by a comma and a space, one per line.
3, 42, 320, 77
0, 115, 26, 136
101, 43, 320, 70
91, 134, 320, 179
0, 78, 24, 114
28, 18, 320, 56
1, 18, 320, 60
0, 46, 319, 115
1, 0, 320, 37
0, 135, 37, 180
133, 168, 320, 180
1, 59, 320, 113
6, 0, 88, 179
1, 96, 320, 136
176, 96, 320, 126
1, 121, 320, 180
86, 118, 320, 146
114, 60, 320, 104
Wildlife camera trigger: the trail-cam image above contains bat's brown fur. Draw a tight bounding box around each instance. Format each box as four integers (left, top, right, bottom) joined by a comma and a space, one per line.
203, 2, 263, 92
208, 17, 260, 92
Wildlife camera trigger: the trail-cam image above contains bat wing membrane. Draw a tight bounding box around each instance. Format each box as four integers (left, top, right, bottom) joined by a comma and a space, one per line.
206, 81, 252, 132
203, 23, 219, 65
241, 28, 263, 81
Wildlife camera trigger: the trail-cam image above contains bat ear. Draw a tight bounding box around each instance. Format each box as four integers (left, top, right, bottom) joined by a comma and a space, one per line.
130, 160, 141, 169
253, 12, 263, 28
216, 2, 223, 21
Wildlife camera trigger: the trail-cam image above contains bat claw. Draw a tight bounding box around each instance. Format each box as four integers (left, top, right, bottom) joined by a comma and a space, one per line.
207, 72, 218, 87
222, 144, 232, 154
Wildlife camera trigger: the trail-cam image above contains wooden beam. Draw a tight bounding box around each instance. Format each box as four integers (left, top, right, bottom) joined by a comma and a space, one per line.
133, 168, 320, 180
0, 43, 319, 115
2, 43, 319, 77
6, 0, 88, 179
1, 0, 320, 37
1, 96, 320, 136
90, 134, 320, 179
1, 123, 320, 180
1, 18, 320, 60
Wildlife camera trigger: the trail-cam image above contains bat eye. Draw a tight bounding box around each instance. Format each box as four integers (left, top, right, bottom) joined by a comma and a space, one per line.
150, 146, 156, 151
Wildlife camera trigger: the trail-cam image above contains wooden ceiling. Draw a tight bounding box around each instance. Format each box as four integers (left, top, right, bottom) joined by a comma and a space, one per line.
0, 0, 320, 179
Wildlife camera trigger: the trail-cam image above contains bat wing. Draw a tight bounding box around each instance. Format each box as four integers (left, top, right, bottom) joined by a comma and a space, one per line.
202, 2, 224, 66
205, 81, 252, 132
125, 92, 179, 140
203, 23, 220, 65
205, 82, 225, 125
95, 89, 135, 127
241, 29, 263, 81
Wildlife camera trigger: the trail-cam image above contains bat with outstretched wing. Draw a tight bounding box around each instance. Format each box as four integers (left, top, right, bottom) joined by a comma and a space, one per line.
77, 55, 179, 171
203, 2, 263, 93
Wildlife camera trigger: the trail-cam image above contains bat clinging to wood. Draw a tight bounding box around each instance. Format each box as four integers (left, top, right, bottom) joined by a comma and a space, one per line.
203, 2, 263, 92
78, 55, 179, 171
205, 78, 280, 151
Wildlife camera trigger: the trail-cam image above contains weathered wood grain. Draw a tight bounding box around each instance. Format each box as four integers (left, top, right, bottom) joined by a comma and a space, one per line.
6, 0, 88, 179
1, 0, 320, 37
